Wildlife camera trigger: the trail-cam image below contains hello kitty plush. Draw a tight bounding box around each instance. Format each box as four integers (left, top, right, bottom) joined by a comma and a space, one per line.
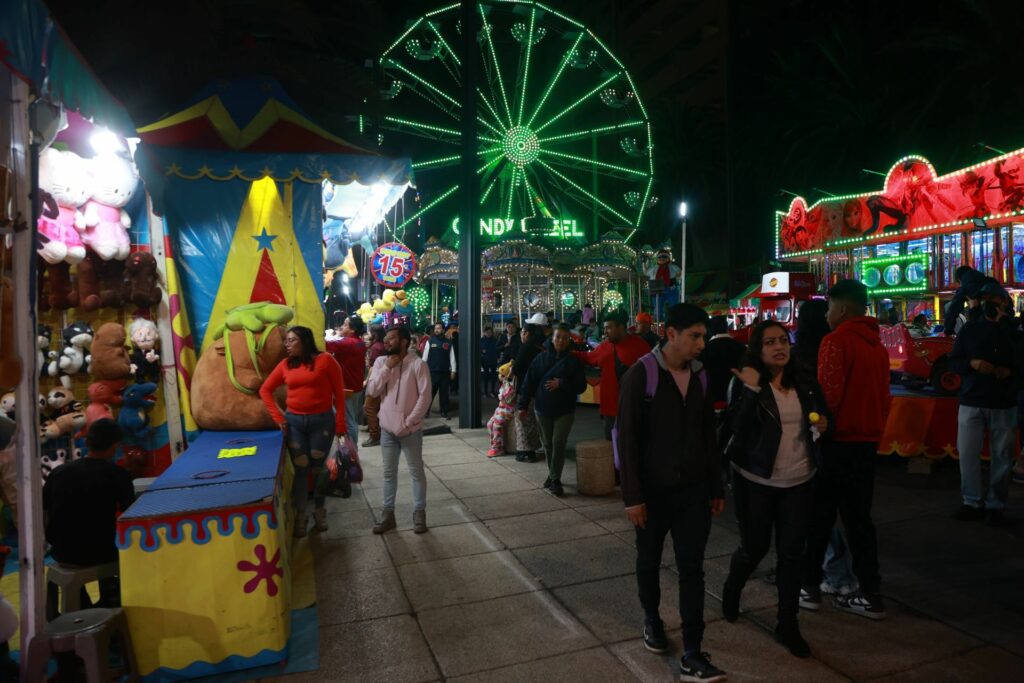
81, 153, 137, 261
36, 148, 89, 265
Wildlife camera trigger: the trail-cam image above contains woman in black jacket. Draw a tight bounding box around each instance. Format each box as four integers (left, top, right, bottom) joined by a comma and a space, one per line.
511, 325, 545, 461
721, 320, 830, 659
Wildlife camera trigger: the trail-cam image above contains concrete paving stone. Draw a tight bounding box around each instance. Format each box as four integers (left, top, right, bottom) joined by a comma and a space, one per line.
559, 488, 622, 508
607, 626, 686, 681
361, 482, 456, 505
302, 615, 439, 683
447, 646, 640, 683
384, 521, 502, 566
705, 556, 780, 615
700, 619, 851, 682
553, 570, 687, 643
484, 507, 608, 549
421, 448, 490, 466
417, 590, 599, 678
705, 522, 742, 559
321, 489, 370, 511
444, 472, 537, 498
398, 549, 541, 610
753, 602, 982, 681
390, 499, 480, 531
310, 534, 393, 576
461, 488, 569, 520
869, 645, 1024, 682
321, 507, 378, 539
512, 534, 635, 588
576, 501, 634, 533
430, 460, 510, 481
315, 565, 411, 626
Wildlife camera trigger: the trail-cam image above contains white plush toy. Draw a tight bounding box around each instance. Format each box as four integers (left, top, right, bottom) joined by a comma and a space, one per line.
0, 393, 14, 420
57, 321, 93, 388
81, 153, 138, 261
36, 148, 90, 265
324, 328, 342, 342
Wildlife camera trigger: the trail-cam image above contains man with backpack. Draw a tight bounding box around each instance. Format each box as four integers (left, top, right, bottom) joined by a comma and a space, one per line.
616, 303, 727, 683
577, 312, 650, 440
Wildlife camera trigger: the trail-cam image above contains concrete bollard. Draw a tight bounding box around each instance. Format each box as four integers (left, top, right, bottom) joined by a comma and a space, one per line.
575, 439, 616, 496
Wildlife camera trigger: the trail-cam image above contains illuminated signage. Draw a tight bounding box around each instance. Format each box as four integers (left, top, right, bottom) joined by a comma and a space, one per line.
451, 217, 585, 240
860, 254, 929, 295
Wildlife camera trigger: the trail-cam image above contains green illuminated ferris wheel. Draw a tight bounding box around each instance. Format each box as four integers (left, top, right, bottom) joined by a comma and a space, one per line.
381, 1, 656, 240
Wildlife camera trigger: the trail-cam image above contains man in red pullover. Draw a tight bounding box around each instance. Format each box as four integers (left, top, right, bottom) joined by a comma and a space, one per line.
576, 313, 651, 439
326, 315, 367, 448
802, 280, 891, 620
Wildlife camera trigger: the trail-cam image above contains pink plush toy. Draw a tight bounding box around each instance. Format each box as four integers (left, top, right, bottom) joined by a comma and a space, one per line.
36, 148, 89, 265
486, 376, 517, 457
81, 153, 137, 261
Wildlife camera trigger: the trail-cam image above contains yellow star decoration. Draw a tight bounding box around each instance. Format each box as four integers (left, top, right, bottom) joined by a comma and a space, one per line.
165, 162, 181, 176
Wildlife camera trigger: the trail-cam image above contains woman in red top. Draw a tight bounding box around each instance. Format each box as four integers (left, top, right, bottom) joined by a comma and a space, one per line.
260, 326, 347, 536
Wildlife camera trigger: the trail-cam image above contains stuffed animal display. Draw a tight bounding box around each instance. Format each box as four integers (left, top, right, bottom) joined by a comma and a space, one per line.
128, 318, 160, 384
122, 252, 162, 308
118, 382, 157, 445
80, 153, 137, 262
36, 148, 89, 266
85, 379, 126, 426
54, 321, 93, 389
90, 323, 133, 380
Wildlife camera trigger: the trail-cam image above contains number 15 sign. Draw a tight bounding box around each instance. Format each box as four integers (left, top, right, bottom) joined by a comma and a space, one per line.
370, 242, 417, 288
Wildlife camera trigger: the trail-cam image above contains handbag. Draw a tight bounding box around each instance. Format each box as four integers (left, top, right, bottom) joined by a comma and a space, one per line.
318, 436, 359, 497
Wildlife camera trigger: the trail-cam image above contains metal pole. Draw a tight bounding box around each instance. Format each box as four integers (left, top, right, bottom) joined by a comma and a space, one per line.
457, 0, 481, 427
680, 216, 687, 303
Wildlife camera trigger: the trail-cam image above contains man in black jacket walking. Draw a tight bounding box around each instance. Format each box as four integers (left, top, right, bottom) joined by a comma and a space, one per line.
617, 303, 727, 683
423, 323, 456, 419
518, 325, 586, 495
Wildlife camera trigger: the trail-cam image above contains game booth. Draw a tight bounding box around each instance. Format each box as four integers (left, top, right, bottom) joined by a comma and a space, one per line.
774, 145, 1024, 458
1, 12, 412, 676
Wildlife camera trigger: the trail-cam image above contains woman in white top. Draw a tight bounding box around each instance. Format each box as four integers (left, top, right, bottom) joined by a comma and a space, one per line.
720, 321, 831, 658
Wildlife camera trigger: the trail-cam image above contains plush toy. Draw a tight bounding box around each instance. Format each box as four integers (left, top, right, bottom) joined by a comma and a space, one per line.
324, 328, 342, 343
393, 289, 413, 317
56, 321, 93, 388
0, 277, 19, 390
218, 302, 294, 334
357, 302, 375, 324
40, 450, 66, 480
36, 148, 89, 266
66, 251, 100, 311
94, 257, 125, 309
81, 153, 137, 261
37, 325, 52, 377
121, 251, 162, 308
128, 318, 160, 384
486, 376, 517, 457
40, 407, 87, 443
45, 260, 74, 310
192, 302, 292, 430
90, 322, 133, 380
0, 393, 14, 420
373, 297, 394, 313
45, 387, 80, 418
118, 382, 157, 444
86, 379, 125, 426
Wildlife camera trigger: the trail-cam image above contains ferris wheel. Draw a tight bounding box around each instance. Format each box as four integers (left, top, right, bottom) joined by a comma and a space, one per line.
379, 1, 656, 242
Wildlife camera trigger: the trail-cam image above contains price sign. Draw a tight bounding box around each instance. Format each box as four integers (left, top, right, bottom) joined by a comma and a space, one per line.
217, 446, 258, 459
370, 242, 417, 288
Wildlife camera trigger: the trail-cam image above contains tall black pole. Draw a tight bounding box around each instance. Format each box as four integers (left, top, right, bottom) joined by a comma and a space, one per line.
457, 0, 481, 427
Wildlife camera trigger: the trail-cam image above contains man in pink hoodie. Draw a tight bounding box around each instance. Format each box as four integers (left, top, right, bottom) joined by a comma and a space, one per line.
365, 324, 433, 534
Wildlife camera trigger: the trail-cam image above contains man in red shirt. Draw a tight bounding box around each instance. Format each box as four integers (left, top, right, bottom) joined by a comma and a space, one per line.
326, 315, 368, 447
802, 279, 891, 620
576, 313, 651, 439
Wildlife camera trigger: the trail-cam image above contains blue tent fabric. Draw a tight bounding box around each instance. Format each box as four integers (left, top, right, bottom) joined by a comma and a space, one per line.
0, 0, 135, 135
183, 77, 309, 125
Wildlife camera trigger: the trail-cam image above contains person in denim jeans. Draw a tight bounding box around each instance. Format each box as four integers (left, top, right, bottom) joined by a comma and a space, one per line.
949, 292, 1019, 527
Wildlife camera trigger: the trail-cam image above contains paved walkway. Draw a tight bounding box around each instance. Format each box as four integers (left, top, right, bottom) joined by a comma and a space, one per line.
265, 404, 1024, 682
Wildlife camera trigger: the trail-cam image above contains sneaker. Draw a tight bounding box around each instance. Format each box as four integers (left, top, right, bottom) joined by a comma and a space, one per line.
798, 586, 821, 611
313, 508, 328, 532
722, 578, 741, 622
548, 479, 564, 496
642, 617, 668, 654
515, 452, 530, 462
542, 477, 553, 490
487, 448, 501, 458
774, 624, 811, 658
362, 438, 380, 448
833, 591, 886, 620
953, 504, 985, 521
820, 581, 858, 597
413, 509, 428, 534
679, 651, 727, 682
442, 412, 450, 420
372, 510, 397, 535
986, 509, 1011, 527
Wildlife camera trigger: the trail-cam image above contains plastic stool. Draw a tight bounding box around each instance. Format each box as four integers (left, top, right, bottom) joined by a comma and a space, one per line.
46, 562, 118, 620
575, 440, 616, 496
22, 607, 139, 682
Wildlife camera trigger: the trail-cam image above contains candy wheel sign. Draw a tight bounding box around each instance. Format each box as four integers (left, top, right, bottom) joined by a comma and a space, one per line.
371, 242, 417, 288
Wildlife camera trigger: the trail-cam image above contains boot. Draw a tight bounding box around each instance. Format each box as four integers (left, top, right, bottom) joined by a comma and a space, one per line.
372, 509, 396, 534
313, 507, 328, 532
413, 509, 428, 534
293, 514, 308, 538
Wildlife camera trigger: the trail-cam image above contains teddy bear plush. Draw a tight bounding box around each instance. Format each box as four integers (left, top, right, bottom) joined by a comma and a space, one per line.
36, 148, 89, 266
90, 322, 133, 380
121, 252, 162, 308
81, 153, 136, 261
45, 387, 81, 418
66, 251, 100, 311
128, 318, 160, 384
118, 382, 157, 445
55, 321, 93, 388
44, 260, 74, 310
86, 379, 125, 426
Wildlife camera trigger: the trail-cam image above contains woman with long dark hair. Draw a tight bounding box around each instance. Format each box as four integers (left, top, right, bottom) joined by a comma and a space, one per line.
795, 300, 830, 376
511, 324, 545, 461
721, 320, 830, 658
260, 325, 347, 537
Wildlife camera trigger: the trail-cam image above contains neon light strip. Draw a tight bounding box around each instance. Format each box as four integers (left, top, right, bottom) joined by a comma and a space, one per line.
429, 22, 461, 66
383, 116, 460, 138
517, 8, 537, 126
535, 72, 620, 133
480, 2, 514, 127
386, 60, 460, 107
539, 149, 647, 177
538, 120, 645, 144
396, 184, 459, 231
635, 175, 654, 228
505, 167, 519, 220
537, 159, 630, 224
382, 17, 424, 59
526, 33, 584, 128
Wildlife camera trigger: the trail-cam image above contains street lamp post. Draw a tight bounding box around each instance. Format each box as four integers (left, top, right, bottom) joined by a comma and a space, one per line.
679, 201, 687, 303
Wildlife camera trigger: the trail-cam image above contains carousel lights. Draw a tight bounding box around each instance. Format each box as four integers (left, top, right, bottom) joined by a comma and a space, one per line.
603, 289, 624, 309
860, 254, 930, 268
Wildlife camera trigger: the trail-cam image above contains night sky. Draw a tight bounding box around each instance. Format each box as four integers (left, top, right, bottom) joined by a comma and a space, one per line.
47, 0, 1024, 294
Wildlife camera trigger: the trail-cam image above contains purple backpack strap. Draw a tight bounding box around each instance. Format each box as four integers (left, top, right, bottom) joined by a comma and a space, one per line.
639, 353, 660, 399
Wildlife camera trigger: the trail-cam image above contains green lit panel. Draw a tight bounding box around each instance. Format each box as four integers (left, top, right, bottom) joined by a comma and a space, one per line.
860, 254, 929, 294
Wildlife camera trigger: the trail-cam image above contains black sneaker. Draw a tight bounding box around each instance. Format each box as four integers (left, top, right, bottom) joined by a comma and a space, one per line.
679, 651, 727, 682
953, 504, 985, 521
361, 438, 380, 448
515, 452, 530, 462
642, 617, 668, 654
774, 624, 810, 658
721, 578, 741, 622
833, 591, 886, 620
798, 586, 821, 611
542, 477, 553, 490
442, 412, 450, 420
548, 479, 564, 496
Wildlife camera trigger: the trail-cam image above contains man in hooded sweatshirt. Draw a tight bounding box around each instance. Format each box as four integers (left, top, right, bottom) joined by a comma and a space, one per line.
801, 279, 891, 620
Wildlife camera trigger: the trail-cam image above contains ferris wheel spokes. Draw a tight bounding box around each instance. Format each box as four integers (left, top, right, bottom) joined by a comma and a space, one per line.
524, 32, 584, 130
